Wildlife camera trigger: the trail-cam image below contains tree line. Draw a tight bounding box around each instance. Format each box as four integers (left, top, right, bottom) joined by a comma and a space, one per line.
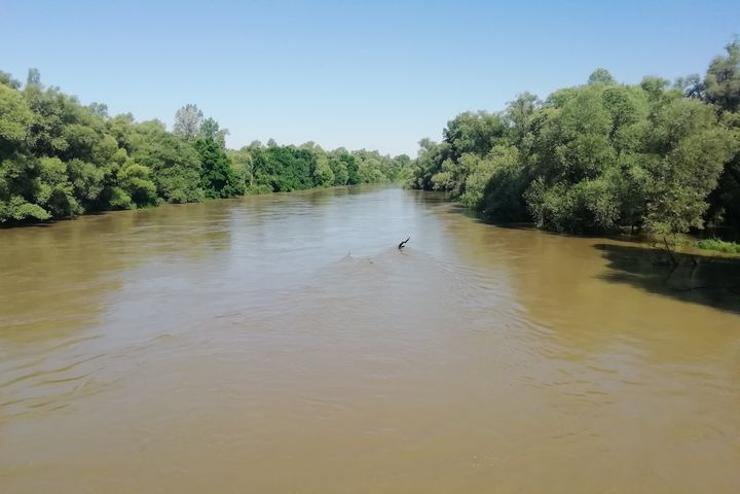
0, 72, 410, 225
408, 41, 740, 243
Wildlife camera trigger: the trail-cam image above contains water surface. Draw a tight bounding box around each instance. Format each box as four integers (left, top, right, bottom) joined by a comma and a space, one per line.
1, 187, 739, 493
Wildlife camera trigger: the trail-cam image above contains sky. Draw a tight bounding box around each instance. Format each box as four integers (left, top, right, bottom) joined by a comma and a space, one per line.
0, 0, 737, 156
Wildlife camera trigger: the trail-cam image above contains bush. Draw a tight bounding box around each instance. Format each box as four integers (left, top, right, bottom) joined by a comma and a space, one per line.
696, 238, 740, 254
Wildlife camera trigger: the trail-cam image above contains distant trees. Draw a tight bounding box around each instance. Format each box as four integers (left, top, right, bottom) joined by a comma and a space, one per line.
0, 72, 411, 225
238, 143, 406, 194
409, 43, 740, 241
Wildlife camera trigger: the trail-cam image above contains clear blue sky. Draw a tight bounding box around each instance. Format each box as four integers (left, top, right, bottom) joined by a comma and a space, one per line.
1, 0, 737, 156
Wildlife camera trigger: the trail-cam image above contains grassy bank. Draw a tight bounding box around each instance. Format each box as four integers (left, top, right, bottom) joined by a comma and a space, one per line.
696, 238, 740, 254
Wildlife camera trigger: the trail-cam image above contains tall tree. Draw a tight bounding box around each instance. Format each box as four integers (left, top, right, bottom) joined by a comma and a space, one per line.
703, 40, 740, 112
701, 40, 740, 230
25, 68, 41, 87
587, 68, 616, 85
173, 104, 203, 139
199, 117, 229, 149
195, 136, 240, 198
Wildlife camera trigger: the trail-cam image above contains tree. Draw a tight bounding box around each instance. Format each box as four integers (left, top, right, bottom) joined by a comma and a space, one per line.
702, 40, 739, 112
312, 151, 335, 187
699, 40, 740, 230
0, 68, 406, 225
251, 146, 314, 192
0, 71, 21, 89
1, 154, 50, 223
199, 117, 229, 149
195, 136, 240, 198
173, 104, 203, 139
505, 92, 539, 148
474, 146, 529, 221
409, 44, 737, 240
644, 99, 736, 236
444, 111, 507, 159
328, 153, 349, 185
132, 120, 204, 203
88, 102, 109, 119
343, 153, 360, 185
0, 85, 33, 156
67, 158, 104, 210
117, 163, 158, 207
25, 68, 41, 88
588, 68, 616, 85
36, 156, 80, 218
227, 147, 254, 191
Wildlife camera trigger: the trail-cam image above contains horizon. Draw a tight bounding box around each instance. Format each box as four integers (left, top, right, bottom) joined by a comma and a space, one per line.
1, 0, 737, 156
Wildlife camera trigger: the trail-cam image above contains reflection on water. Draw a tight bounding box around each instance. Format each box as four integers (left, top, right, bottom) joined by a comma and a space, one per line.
596, 243, 740, 314
1, 186, 739, 493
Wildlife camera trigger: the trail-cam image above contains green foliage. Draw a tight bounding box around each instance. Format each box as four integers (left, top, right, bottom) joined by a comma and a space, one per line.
696, 238, 740, 254
408, 139, 446, 190
444, 111, 507, 159
702, 40, 739, 113
243, 143, 406, 193
173, 104, 203, 139
37, 156, 80, 218
251, 146, 314, 192
0, 196, 50, 222
410, 41, 740, 239
67, 159, 105, 208
478, 147, 529, 222
587, 68, 616, 86
700, 42, 740, 229
118, 163, 158, 208
199, 117, 229, 149
505, 92, 540, 149
526, 177, 621, 233
312, 153, 335, 187
0, 85, 33, 153
195, 137, 240, 198
0, 71, 21, 89
0, 67, 410, 226
644, 123, 735, 235
108, 186, 134, 210
127, 120, 204, 203
328, 153, 349, 185
344, 153, 361, 185
227, 146, 255, 192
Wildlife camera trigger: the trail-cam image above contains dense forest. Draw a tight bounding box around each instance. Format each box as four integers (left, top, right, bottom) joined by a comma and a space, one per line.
2, 42, 738, 246
409, 41, 740, 244
0, 72, 410, 225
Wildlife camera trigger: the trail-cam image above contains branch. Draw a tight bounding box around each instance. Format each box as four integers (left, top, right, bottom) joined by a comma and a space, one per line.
662, 236, 679, 267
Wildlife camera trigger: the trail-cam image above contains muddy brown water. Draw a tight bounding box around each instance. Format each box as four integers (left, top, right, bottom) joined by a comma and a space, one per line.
1, 186, 739, 493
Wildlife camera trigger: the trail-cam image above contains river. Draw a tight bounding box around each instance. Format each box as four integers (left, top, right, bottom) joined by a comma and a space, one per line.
1, 186, 739, 493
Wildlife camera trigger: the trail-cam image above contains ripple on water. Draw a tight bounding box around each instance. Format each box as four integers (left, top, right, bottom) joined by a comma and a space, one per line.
1, 188, 739, 493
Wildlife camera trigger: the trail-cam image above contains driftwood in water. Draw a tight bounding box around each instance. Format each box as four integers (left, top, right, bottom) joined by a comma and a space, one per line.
398, 236, 411, 249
